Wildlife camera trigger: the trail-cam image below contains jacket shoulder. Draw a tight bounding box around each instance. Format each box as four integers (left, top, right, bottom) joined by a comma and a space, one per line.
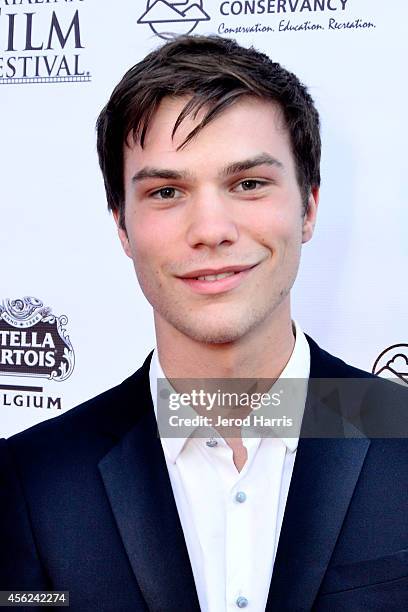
3, 353, 153, 465
306, 334, 408, 437
306, 333, 376, 379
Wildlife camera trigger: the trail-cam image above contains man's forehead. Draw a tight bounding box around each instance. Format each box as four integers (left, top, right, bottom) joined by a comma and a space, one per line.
124, 94, 287, 152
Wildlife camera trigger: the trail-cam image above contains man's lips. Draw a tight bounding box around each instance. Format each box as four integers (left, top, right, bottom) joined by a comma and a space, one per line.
178, 264, 257, 279
176, 263, 259, 295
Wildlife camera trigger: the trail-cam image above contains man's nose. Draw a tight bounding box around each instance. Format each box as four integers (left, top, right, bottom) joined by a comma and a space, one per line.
185, 189, 239, 250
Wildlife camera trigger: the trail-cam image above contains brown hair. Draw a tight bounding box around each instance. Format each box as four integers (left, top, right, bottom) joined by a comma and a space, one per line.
96, 34, 321, 228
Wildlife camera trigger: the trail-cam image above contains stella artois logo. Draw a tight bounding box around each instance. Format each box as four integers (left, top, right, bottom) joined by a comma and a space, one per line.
0, 296, 75, 382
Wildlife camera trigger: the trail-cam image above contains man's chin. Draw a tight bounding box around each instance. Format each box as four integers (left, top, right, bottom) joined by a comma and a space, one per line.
155, 301, 272, 345
173, 319, 252, 345
191, 331, 243, 345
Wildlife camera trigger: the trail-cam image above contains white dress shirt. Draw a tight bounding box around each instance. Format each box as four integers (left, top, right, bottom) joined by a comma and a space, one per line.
149, 321, 310, 612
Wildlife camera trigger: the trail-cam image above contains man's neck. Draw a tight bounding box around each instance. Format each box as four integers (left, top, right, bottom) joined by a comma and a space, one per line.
153, 305, 299, 470
155, 309, 295, 381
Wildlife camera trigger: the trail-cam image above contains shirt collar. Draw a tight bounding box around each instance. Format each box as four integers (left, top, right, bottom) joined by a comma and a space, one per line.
150, 320, 310, 462
270, 320, 310, 452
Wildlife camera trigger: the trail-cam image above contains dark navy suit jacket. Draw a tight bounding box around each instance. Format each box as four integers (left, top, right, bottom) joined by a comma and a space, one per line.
1, 336, 408, 611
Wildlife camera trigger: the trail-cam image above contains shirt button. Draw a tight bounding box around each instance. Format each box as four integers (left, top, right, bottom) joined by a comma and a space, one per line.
235, 491, 247, 503
236, 596, 249, 608
206, 439, 218, 448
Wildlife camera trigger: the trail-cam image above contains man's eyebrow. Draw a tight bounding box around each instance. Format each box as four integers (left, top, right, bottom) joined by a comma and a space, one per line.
221, 153, 284, 177
131, 167, 192, 183
131, 153, 284, 184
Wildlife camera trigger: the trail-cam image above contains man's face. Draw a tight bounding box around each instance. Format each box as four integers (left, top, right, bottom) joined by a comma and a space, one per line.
117, 96, 318, 345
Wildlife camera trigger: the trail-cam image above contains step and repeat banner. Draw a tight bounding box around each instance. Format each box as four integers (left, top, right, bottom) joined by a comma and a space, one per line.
1, 0, 407, 437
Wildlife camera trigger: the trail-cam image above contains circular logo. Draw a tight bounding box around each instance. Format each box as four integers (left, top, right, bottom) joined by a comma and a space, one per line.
372, 344, 408, 386
137, 1, 210, 41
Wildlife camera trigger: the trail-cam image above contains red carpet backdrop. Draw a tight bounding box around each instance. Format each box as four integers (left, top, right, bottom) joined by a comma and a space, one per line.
1, 0, 407, 436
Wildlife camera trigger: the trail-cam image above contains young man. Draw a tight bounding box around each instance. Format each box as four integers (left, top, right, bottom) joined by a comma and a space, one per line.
1, 35, 407, 611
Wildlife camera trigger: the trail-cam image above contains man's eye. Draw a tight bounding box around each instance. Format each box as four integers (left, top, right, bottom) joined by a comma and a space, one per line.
235, 180, 265, 192
151, 187, 179, 199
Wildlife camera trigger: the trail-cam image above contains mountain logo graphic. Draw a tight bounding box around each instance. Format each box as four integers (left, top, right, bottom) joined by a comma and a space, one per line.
372, 344, 408, 386
137, 0, 210, 40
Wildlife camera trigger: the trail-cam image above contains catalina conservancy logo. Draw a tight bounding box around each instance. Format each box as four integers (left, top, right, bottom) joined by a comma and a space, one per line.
0, 296, 75, 382
372, 344, 408, 386
137, 0, 210, 40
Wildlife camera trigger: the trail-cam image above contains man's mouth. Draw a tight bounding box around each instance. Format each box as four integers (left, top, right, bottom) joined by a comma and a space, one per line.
179, 264, 257, 280
177, 264, 259, 294
195, 270, 238, 282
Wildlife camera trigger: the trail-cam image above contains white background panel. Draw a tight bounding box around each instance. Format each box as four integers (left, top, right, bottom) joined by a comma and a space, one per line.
1, 0, 406, 437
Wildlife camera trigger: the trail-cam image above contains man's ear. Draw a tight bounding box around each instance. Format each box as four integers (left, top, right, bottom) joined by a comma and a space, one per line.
302, 186, 319, 244
113, 209, 132, 258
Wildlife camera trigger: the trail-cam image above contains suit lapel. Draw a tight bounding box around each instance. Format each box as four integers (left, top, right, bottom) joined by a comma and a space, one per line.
266, 435, 370, 611
97, 337, 371, 611
266, 337, 371, 611
98, 372, 200, 612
